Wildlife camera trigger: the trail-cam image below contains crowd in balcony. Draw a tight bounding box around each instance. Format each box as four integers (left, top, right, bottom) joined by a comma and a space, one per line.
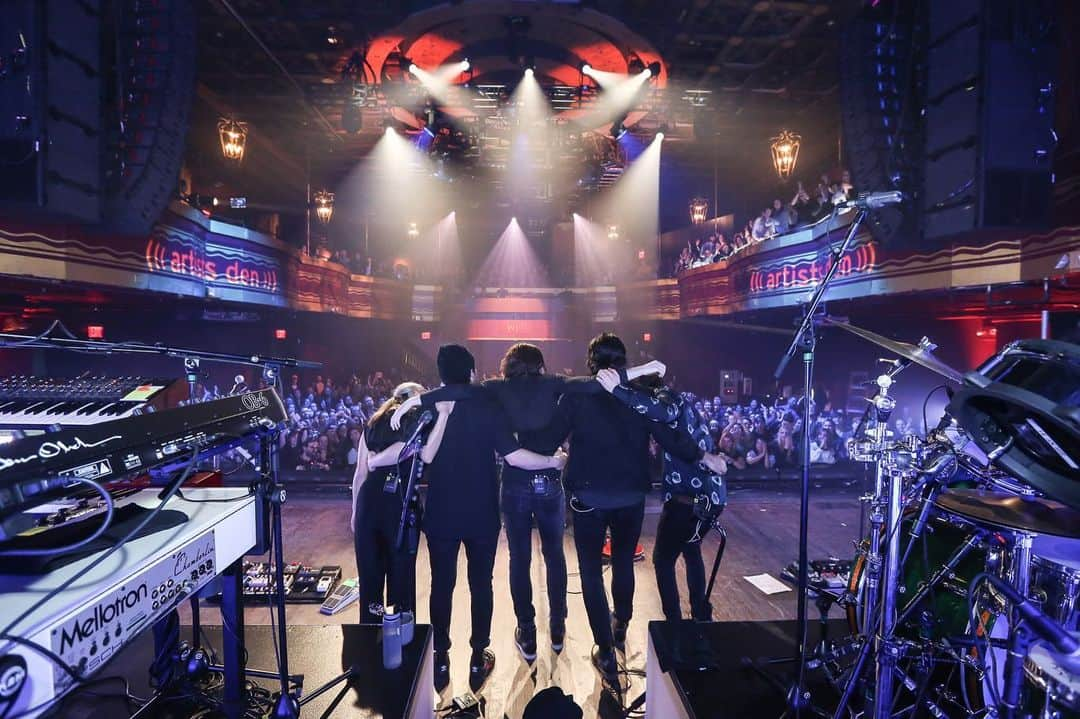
673, 170, 854, 275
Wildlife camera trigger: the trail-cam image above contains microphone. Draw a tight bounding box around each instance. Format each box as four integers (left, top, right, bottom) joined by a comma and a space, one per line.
839, 190, 904, 210
397, 410, 434, 463
982, 573, 1079, 656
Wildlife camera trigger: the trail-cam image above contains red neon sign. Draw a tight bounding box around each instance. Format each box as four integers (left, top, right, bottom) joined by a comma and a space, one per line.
749, 242, 877, 294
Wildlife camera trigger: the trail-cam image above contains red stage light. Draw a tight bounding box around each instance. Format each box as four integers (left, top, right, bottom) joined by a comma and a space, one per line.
87, 325, 104, 339
274, 328, 287, 340
642, 332, 652, 342
420, 331, 432, 340
975, 327, 997, 339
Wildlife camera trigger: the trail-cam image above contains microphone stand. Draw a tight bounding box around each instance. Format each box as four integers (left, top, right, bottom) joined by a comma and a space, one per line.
754, 208, 868, 718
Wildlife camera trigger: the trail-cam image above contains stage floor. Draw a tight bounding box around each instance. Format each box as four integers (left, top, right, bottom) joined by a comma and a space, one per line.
81, 486, 866, 718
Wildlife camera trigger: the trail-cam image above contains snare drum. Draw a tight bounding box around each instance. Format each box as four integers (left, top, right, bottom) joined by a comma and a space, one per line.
1031, 535, 1080, 631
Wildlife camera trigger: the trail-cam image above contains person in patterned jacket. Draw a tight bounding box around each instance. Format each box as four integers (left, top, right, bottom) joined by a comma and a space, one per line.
601, 372, 727, 623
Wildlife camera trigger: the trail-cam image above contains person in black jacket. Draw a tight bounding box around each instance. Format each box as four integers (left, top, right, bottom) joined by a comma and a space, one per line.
419, 344, 568, 694
390, 344, 664, 661
349, 382, 426, 624
548, 333, 727, 685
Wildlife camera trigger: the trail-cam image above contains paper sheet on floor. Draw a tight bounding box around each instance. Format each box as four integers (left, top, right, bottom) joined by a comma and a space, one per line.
744, 573, 791, 595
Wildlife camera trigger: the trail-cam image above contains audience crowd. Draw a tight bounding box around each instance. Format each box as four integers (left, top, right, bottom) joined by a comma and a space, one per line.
189, 351, 939, 478
235, 364, 919, 477
673, 170, 854, 275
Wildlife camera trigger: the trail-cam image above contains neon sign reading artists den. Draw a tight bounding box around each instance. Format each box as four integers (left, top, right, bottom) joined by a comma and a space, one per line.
144, 228, 280, 293
748, 241, 876, 294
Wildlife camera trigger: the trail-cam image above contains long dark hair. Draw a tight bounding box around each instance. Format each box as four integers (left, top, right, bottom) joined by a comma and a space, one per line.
501, 342, 545, 378
586, 332, 627, 374
367, 382, 424, 428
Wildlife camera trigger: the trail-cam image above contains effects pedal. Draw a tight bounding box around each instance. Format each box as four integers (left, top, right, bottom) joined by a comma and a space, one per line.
319, 578, 359, 615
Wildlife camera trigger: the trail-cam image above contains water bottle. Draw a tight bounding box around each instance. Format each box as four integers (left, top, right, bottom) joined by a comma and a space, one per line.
382, 604, 402, 670
400, 610, 414, 646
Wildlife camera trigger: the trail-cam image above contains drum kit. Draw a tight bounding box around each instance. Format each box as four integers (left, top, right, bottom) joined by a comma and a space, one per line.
818, 325, 1080, 719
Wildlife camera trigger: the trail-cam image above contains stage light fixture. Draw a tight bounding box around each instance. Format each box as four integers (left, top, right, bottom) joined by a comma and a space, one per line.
408, 63, 418, 74
461, 58, 470, 71
313, 190, 334, 224
655, 131, 665, 141
524, 67, 534, 77
217, 118, 248, 162
646, 61, 662, 77
326, 26, 340, 45
581, 63, 592, 75
611, 113, 628, 140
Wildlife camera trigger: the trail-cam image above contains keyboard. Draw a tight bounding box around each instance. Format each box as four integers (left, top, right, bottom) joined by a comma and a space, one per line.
0, 388, 287, 521
0, 375, 184, 430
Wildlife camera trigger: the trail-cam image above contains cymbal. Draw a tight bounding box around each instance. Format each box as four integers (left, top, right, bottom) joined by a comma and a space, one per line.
822, 319, 964, 383
933, 488, 1080, 538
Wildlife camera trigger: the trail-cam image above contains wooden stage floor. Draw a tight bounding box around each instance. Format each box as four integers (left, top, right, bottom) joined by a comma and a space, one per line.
174, 486, 864, 718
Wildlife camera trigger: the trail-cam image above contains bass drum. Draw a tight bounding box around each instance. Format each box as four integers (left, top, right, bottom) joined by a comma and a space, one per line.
847, 511, 1007, 715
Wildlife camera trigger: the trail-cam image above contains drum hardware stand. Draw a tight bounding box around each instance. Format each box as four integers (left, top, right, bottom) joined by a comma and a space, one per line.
999, 532, 1034, 719
760, 206, 869, 718
702, 523, 728, 620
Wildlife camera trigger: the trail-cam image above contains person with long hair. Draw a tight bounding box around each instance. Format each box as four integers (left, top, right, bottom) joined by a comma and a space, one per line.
390, 344, 664, 662
416, 345, 568, 694
350, 382, 427, 623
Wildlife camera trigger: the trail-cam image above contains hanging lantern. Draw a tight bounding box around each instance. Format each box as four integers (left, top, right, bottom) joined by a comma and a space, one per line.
313, 190, 334, 224
689, 197, 709, 225
607, 224, 620, 241
770, 130, 801, 180
218, 118, 248, 162
407, 221, 419, 238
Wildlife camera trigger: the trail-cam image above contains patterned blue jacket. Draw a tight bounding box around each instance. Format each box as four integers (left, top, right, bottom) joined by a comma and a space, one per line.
610, 381, 726, 508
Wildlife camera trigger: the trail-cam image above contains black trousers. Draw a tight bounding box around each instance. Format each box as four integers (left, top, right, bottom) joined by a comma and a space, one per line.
653, 499, 712, 622
353, 480, 418, 623
571, 501, 645, 651
427, 532, 499, 655
502, 486, 568, 628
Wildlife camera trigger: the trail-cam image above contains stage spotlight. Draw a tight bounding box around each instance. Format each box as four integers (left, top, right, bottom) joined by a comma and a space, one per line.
581, 63, 592, 75
408, 63, 418, 74
647, 61, 662, 77
611, 113, 629, 140
461, 58, 470, 71
524, 67, 534, 77
655, 131, 665, 141
385, 125, 395, 135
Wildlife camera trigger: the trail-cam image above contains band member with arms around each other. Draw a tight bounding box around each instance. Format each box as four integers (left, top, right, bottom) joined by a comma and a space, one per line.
598, 369, 727, 623
548, 333, 727, 684
390, 344, 666, 662
350, 382, 427, 623
420, 344, 568, 694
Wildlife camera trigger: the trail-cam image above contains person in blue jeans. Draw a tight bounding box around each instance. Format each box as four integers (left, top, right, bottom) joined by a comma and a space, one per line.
393, 343, 664, 662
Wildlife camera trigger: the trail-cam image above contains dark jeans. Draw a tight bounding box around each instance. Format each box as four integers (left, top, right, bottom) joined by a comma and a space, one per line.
502, 486, 568, 628
427, 532, 499, 654
353, 481, 418, 623
571, 500, 645, 650
653, 499, 712, 622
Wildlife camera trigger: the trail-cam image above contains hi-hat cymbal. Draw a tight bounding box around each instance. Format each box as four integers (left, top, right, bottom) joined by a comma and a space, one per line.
933, 488, 1080, 538
822, 319, 964, 383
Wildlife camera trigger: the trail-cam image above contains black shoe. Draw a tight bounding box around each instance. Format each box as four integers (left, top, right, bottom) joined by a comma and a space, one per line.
612, 617, 628, 649
515, 625, 537, 663
468, 649, 495, 693
591, 645, 619, 679
550, 621, 566, 653
434, 652, 450, 693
